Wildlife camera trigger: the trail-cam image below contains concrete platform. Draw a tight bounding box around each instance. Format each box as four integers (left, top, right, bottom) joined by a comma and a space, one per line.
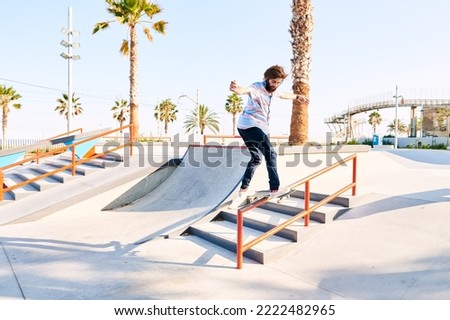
0, 147, 450, 300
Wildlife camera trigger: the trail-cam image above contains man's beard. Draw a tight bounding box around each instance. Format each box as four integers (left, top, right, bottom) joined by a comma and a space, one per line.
264, 81, 276, 93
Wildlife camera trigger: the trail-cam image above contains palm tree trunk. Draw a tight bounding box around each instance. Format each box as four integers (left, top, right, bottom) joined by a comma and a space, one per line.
129, 25, 139, 141
289, 0, 313, 145
232, 114, 236, 135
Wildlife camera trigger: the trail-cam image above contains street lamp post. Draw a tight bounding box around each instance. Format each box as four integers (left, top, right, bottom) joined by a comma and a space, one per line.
178, 89, 200, 134
393, 85, 403, 149
60, 6, 80, 132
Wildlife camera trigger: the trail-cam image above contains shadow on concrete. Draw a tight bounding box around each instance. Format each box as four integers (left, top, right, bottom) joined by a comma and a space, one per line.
335, 188, 450, 220
317, 253, 450, 299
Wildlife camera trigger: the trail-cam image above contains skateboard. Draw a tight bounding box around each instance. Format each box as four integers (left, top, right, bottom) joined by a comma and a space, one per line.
249, 188, 294, 203
228, 187, 294, 209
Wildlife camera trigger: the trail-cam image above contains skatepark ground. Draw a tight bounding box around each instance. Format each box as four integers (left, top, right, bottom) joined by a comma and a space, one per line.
0, 145, 450, 301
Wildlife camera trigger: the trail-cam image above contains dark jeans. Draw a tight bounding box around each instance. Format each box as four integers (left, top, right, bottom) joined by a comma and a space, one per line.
238, 127, 280, 191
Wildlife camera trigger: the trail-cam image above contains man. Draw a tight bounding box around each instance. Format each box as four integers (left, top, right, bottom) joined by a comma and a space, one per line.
229, 65, 308, 199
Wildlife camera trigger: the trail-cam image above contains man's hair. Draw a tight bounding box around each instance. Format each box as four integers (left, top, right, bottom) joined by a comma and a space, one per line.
263, 65, 288, 80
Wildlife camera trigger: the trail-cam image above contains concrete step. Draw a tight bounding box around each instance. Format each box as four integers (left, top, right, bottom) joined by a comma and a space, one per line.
218, 207, 319, 242
12, 167, 61, 191
29, 164, 81, 183
41, 159, 97, 175
58, 153, 119, 168
188, 220, 293, 264
260, 195, 348, 224
3, 173, 38, 200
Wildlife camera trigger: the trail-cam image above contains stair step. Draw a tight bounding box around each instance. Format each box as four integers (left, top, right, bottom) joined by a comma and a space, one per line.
42, 159, 98, 175
29, 164, 80, 183
219, 207, 316, 242
3, 174, 38, 200
189, 220, 293, 264
13, 168, 61, 191
57, 154, 118, 168
261, 196, 347, 223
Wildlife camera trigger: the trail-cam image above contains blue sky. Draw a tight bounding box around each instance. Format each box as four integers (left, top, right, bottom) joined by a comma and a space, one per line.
2, 0, 450, 141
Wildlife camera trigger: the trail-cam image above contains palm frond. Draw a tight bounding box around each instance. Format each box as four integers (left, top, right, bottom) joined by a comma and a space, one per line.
152, 21, 167, 34
120, 39, 130, 56
144, 3, 162, 17
92, 21, 110, 34
143, 27, 153, 42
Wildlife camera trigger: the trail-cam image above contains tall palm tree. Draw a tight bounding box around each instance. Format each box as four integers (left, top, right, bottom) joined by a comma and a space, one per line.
224, 93, 243, 135
93, 0, 167, 141
368, 111, 382, 134
184, 104, 219, 135
289, 0, 313, 145
0, 85, 22, 150
111, 98, 130, 132
154, 98, 178, 135
55, 93, 84, 130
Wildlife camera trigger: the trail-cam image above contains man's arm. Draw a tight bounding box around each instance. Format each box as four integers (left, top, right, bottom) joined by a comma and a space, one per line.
278, 91, 309, 103
229, 80, 251, 95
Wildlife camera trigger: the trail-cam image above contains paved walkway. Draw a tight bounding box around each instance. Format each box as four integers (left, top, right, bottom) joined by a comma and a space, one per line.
0, 147, 449, 300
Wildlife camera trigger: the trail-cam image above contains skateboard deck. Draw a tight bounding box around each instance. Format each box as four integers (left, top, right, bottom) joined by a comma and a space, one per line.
250, 188, 294, 202
228, 188, 293, 209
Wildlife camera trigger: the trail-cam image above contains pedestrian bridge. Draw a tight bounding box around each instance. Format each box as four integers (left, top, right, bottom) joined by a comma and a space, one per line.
324, 98, 450, 124
324, 88, 450, 140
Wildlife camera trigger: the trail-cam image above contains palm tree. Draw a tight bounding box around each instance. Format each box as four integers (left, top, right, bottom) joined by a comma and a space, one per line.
387, 119, 408, 136
368, 111, 382, 134
184, 104, 219, 135
111, 98, 130, 132
436, 107, 450, 131
93, 0, 167, 141
225, 93, 243, 135
154, 98, 177, 135
0, 85, 22, 149
289, 0, 313, 145
55, 93, 84, 130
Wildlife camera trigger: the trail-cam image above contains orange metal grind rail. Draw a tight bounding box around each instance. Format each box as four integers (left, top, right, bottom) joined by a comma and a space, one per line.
236, 153, 357, 269
203, 134, 289, 145
0, 125, 133, 201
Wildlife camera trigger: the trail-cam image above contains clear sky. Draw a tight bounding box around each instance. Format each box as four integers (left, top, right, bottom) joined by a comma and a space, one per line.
2, 0, 450, 141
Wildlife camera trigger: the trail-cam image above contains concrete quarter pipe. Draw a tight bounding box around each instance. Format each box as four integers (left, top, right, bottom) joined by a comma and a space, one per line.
115, 145, 249, 216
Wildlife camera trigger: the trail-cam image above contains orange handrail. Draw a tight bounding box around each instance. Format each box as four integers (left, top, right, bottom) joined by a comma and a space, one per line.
236, 153, 357, 269
203, 134, 289, 145
47, 127, 83, 140
0, 125, 133, 201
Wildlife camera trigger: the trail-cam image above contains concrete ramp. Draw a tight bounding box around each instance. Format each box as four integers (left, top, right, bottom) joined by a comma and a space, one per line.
115, 145, 248, 215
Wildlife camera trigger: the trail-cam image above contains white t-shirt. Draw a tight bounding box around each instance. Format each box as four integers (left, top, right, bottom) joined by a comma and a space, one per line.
237, 81, 279, 135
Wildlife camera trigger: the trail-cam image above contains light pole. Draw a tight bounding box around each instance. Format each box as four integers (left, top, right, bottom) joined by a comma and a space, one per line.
60, 6, 80, 132
178, 89, 200, 134
393, 85, 403, 149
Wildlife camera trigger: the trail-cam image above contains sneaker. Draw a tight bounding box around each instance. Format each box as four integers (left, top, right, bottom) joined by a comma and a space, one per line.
269, 187, 290, 198
239, 188, 253, 197
229, 188, 254, 209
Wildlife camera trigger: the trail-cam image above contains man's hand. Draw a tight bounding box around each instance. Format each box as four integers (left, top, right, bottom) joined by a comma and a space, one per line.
229, 80, 238, 92
296, 94, 309, 103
